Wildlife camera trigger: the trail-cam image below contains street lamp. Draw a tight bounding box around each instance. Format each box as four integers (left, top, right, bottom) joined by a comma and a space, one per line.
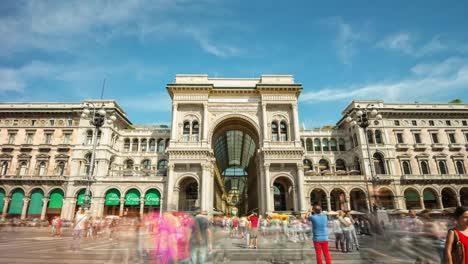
81, 102, 117, 210
345, 104, 382, 212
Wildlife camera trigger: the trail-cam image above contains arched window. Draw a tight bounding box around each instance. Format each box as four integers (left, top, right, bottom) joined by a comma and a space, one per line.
420, 161, 430, 175
306, 138, 313, 152
338, 138, 346, 151
303, 159, 312, 171
141, 139, 147, 152
183, 121, 190, 141
319, 159, 330, 172
456, 161, 466, 174
349, 136, 355, 148
124, 138, 130, 152
314, 139, 321, 151
96, 130, 102, 145
1, 161, 8, 176
142, 159, 151, 170
271, 122, 279, 141
192, 121, 199, 141
124, 159, 134, 170
158, 160, 168, 170
375, 130, 383, 144
84, 153, 92, 175
367, 130, 374, 144
86, 130, 93, 145
18, 161, 28, 176
157, 139, 166, 153
301, 139, 305, 148
322, 139, 330, 151
439, 161, 447, 175
108, 156, 114, 175
56, 162, 65, 176
353, 134, 358, 146
354, 157, 361, 172
336, 159, 346, 171
280, 121, 288, 141
38, 162, 47, 176
132, 139, 139, 152
402, 161, 411, 175
149, 139, 156, 152
330, 138, 337, 151
373, 153, 386, 175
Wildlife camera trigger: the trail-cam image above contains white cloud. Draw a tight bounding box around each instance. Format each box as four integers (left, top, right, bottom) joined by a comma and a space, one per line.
377, 32, 413, 53
377, 33, 451, 57
300, 57, 468, 103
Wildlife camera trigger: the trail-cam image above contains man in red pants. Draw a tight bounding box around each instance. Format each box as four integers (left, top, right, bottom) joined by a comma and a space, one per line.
306, 205, 332, 264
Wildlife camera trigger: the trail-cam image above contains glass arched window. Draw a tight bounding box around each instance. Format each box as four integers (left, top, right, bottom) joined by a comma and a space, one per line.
125, 159, 134, 170
367, 130, 374, 144
271, 122, 279, 141
303, 159, 312, 171
192, 121, 199, 141
402, 161, 411, 175
132, 139, 139, 152
1, 161, 8, 176
280, 121, 288, 141
338, 138, 346, 151
322, 139, 329, 151
306, 139, 313, 152
319, 159, 330, 172
330, 138, 337, 151
86, 130, 93, 145
420, 161, 430, 175
314, 139, 321, 151
149, 139, 156, 152
438, 161, 447, 175
56, 162, 65, 176
157, 160, 168, 170
142, 159, 151, 170
373, 153, 386, 175
354, 157, 361, 172
124, 138, 130, 152
183, 121, 190, 141
375, 130, 383, 144
38, 162, 46, 176
96, 130, 102, 145
353, 134, 358, 146
336, 159, 346, 171
349, 136, 355, 148
141, 139, 147, 152
456, 161, 466, 174
157, 139, 165, 153
84, 153, 92, 175
18, 161, 28, 176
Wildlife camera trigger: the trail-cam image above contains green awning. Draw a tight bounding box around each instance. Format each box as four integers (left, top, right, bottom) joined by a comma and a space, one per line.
8, 189, 24, 215
48, 189, 64, 209
145, 189, 160, 206
125, 189, 140, 206
76, 189, 92, 205
28, 189, 44, 215
405, 191, 419, 202
423, 190, 436, 201
0, 189, 5, 213
105, 189, 121, 206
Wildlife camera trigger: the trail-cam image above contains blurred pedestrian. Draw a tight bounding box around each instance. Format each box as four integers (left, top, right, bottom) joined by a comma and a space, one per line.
191, 211, 211, 264
332, 215, 345, 252
339, 211, 353, 253
248, 212, 260, 248
307, 205, 331, 264
70, 208, 88, 252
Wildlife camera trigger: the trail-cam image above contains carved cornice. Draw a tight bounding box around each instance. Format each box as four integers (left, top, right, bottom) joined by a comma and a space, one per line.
262, 149, 304, 159
168, 149, 212, 160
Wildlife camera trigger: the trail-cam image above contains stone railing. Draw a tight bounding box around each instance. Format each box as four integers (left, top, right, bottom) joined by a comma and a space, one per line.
401, 174, 468, 180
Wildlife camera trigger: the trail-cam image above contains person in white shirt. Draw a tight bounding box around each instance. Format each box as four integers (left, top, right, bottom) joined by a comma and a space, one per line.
332, 215, 345, 252
70, 208, 88, 251
345, 212, 360, 251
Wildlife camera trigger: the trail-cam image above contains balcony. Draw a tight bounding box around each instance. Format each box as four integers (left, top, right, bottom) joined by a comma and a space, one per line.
413, 143, 429, 150
449, 143, 463, 150
401, 174, 468, 182
20, 144, 33, 151
0, 175, 66, 183
431, 143, 445, 150
395, 143, 410, 150
38, 144, 52, 151
1, 144, 15, 151
57, 144, 71, 151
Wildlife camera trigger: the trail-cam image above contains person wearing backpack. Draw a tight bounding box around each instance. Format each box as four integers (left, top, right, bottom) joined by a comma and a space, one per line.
445, 206, 468, 264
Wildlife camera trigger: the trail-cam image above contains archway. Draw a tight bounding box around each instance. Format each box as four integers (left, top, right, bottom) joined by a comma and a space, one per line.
27, 189, 44, 217
376, 188, 394, 209
461, 188, 468, 206
423, 188, 439, 209
0, 188, 5, 214
441, 188, 457, 208
104, 189, 121, 216
144, 189, 161, 214
310, 189, 328, 211
350, 188, 367, 212
123, 189, 141, 217
211, 117, 260, 215
330, 189, 346, 211
75, 189, 92, 214
273, 177, 294, 212
404, 188, 421, 209
178, 178, 198, 211
8, 188, 24, 217
47, 189, 64, 220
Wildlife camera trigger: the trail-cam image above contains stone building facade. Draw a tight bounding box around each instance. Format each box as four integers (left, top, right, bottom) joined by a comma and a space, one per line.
0, 75, 467, 220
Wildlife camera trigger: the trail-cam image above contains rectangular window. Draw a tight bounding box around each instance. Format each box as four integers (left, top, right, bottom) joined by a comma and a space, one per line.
429, 120, 434, 126
49, 120, 55, 126
448, 133, 456, 144
396, 133, 404, 144
412, 120, 417, 126
26, 133, 34, 144
446, 120, 451, 126
63, 134, 71, 144
44, 133, 52, 144
31, 120, 36, 126
394, 120, 400, 126
8, 133, 16, 144
67, 119, 73, 126
462, 120, 467, 126
431, 133, 439, 143
465, 133, 468, 143
13, 120, 19, 126
414, 133, 421, 144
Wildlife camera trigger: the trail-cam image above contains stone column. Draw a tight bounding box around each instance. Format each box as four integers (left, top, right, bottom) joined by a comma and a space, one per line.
456, 195, 462, 207
2, 198, 10, 219
173, 187, 180, 211
40, 197, 49, 220
139, 197, 145, 218
419, 195, 426, 210
119, 198, 125, 217
21, 197, 30, 220
292, 103, 300, 143
202, 103, 208, 142
201, 163, 213, 215
165, 163, 175, 211
292, 186, 298, 211
296, 163, 306, 212
345, 195, 351, 211
261, 103, 268, 140
326, 196, 332, 212
365, 196, 371, 212
437, 195, 444, 209
170, 103, 178, 141
264, 163, 273, 212
258, 161, 266, 214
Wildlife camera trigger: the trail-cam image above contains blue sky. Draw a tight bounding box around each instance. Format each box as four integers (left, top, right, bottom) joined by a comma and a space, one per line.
1, 1, 468, 127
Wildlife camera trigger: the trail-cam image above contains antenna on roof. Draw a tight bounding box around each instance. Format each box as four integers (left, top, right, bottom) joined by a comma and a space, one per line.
100, 78, 106, 100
